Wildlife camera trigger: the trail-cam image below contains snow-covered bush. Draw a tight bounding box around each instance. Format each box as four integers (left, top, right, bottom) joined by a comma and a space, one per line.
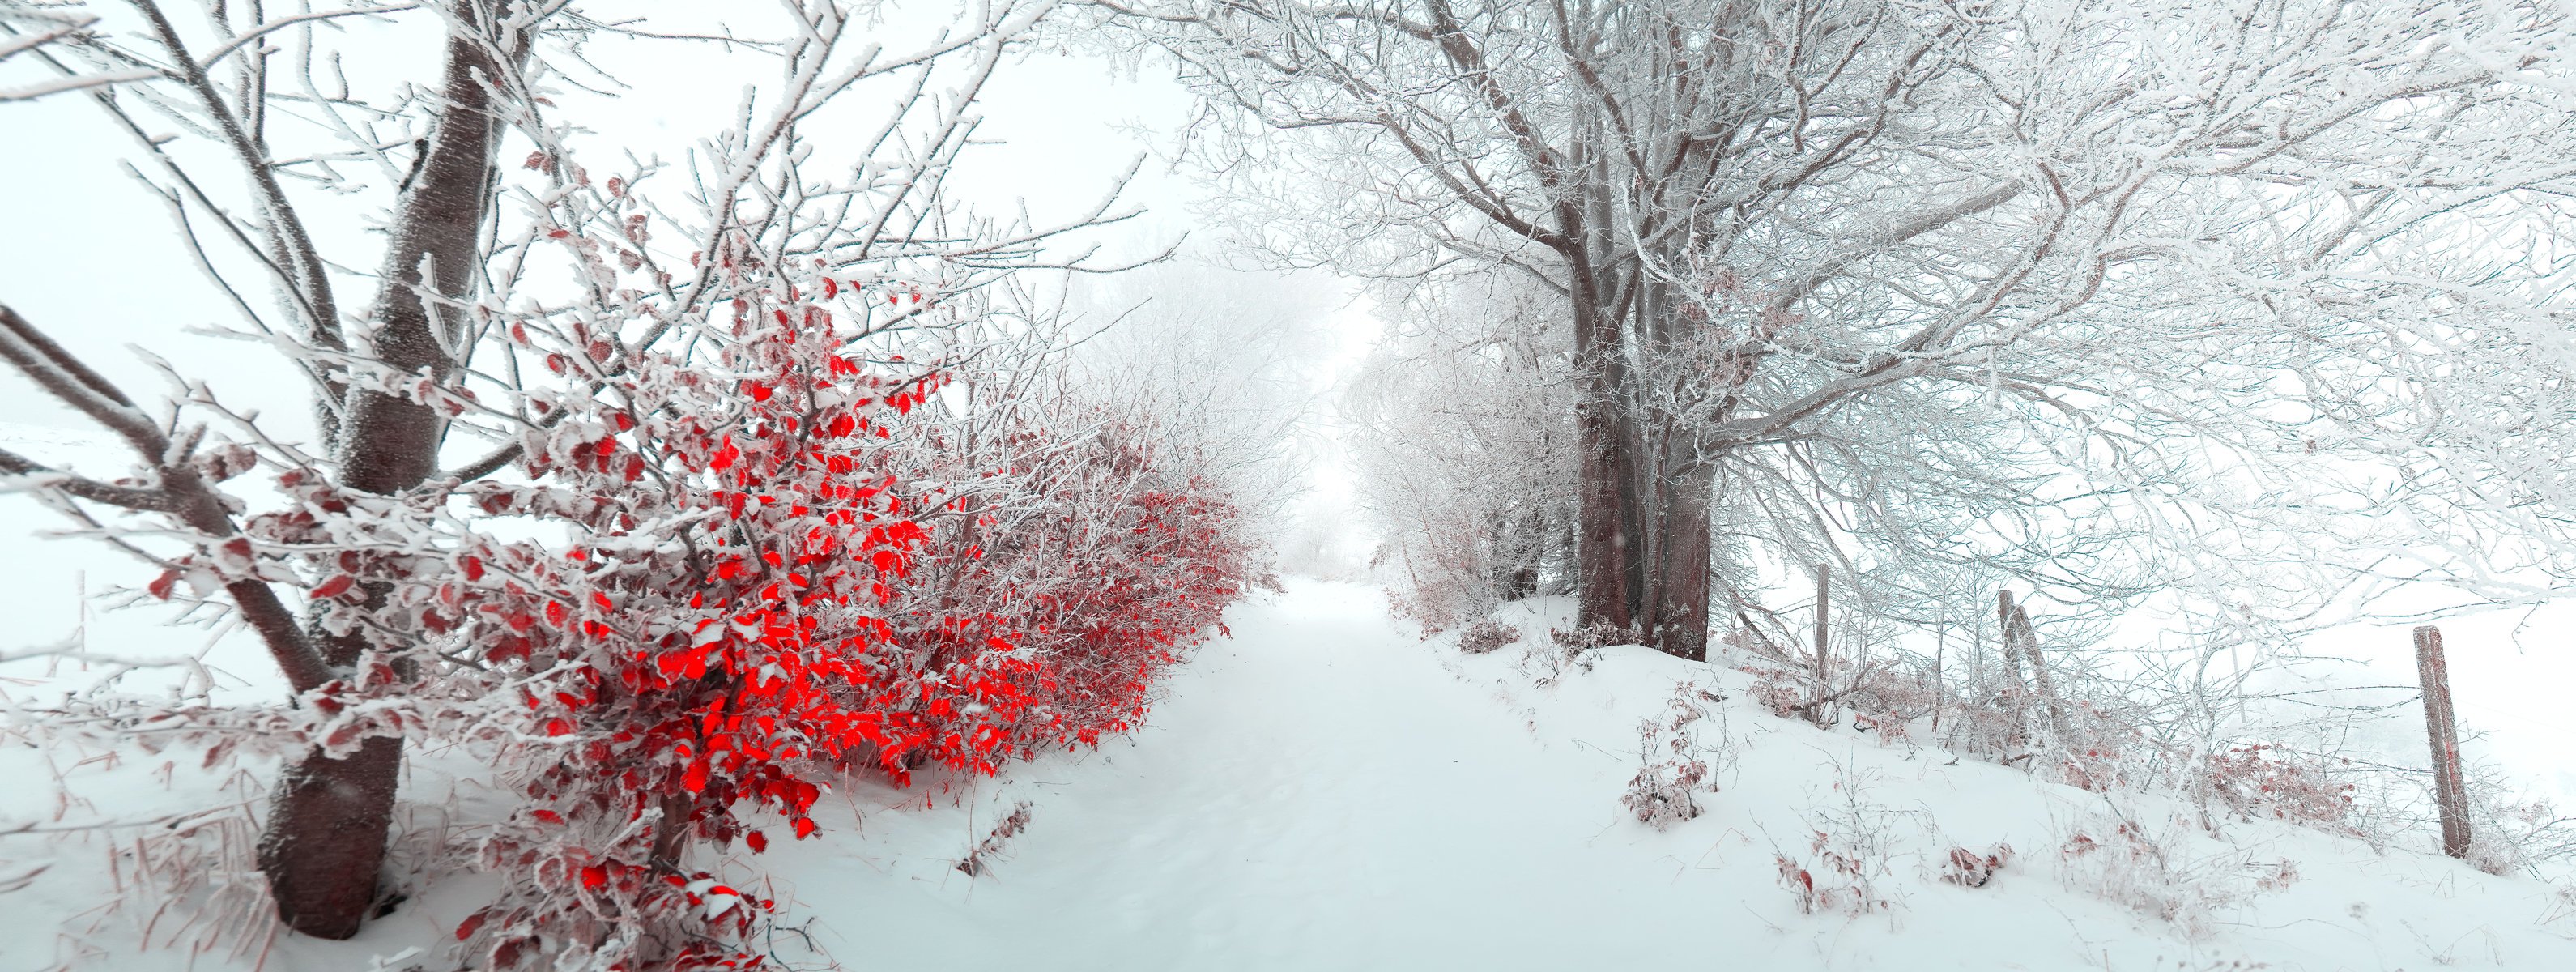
202, 262, 1262, 968
1514, 629, 1602, 687
0, 3, 1271, 964
2542, 884, 2576, 938
1455, 619, 1521, 655
1620, 682, 1728, 829
1773, 765, 1913, 917
1937, 843, 2013, 889
2200, 744, 2357, 832
2053, 808, 2273, 938
2460, 784, 2576, 879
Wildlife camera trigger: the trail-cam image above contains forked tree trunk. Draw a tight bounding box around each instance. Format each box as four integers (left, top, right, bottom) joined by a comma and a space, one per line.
261, 3, 524, 939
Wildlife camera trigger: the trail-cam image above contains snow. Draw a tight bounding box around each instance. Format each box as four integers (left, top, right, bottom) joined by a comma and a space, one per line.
759, 582, 2576, 970
7, 580, 2576, 970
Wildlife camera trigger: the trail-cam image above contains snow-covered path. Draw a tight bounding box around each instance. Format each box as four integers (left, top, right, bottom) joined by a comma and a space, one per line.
775, 580, 2576, 971
13, 578, 2574, 970
776, 581, 1701, 970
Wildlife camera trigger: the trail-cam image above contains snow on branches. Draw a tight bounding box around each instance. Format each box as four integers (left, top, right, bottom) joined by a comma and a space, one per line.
411, 260, 1258, 968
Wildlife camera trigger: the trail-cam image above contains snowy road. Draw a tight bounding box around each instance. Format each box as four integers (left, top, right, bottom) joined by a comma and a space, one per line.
11, 579, 2576, 970
774, 581, 1710, 970
773, 580, 2576, 971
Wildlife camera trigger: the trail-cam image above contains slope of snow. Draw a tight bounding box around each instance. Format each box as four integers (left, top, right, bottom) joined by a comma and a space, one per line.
764, 581, 2576, 970
6, 580, 2575, 970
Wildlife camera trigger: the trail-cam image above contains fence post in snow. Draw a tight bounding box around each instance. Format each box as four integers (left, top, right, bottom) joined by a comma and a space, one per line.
1996, 590, 2026, 748
2010, 599, 2072, 747
2414, 625, 2473, 859
1812, 565, 1830, 727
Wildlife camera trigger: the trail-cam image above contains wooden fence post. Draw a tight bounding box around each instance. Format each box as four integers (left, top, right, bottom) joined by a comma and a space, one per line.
1811, 565, 1832, 725
2011, 599, 2071, 745
2415, 625, 2473, 859
1996, 590, 2027, 748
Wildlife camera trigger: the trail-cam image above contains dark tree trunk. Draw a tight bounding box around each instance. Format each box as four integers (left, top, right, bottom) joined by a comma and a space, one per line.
262, 3, 524, 939
1489, 512, 1540, 602
1629, 261, 1714, 661
1564, 99, 1644, 637
1572, 285, 1637, 635
1647, 460, 1715, 661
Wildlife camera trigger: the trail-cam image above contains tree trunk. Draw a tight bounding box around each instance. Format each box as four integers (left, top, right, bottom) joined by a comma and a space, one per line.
1488, 513, 1539, 602
1570, 276, 1637, 635
1646, 459, 1714, 661
261, 4, 523, 939
1624, 247, 1715, 660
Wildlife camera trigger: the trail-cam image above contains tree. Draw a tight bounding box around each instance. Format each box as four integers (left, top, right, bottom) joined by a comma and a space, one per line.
0, 0, 1245, 953
1104, 0, 2035, 656
1343, 267, 1574, 628
1111, 0, 2576, 662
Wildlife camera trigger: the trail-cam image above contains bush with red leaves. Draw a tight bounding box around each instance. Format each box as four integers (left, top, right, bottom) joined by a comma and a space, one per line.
1939, 843, 2012, 889
291, 262, 1267, 969
2202, 744, 2356, 830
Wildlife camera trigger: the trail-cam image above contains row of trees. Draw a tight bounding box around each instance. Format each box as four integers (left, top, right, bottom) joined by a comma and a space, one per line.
1115, 0, 2576, 656
2, 1, 1283, 966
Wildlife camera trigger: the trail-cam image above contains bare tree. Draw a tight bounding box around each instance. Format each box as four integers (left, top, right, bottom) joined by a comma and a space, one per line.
1111, 0, 2576, 663
1343, 267, 1575, 627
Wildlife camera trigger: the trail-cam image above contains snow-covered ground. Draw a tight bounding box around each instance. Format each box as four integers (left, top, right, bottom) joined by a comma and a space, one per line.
7, 579, 2576, 970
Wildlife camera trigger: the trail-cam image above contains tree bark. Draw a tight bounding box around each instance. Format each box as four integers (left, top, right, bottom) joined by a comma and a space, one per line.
1633, 267, 1714, 661
1646, 459, 1714, 661
1570, 269, 1637, 635
261, 2, 524, 939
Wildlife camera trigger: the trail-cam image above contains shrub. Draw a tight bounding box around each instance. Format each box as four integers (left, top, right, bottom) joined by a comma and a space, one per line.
2202, 744, 2356, 830
1621, 682, 1728, 829
139, 267, 1267, 970
1939, 843, 2013, 889
1774, 763, 1910, 917
2053, 808, 2276, 938
1457, 618, 1522, 654
956, 801, 1037, 877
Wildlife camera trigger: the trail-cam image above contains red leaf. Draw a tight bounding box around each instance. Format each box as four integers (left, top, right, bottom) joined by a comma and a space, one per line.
580, 864, 607, 889
313, 574, 356, 599
147, 569, 180, 600
746, 830, 768, 854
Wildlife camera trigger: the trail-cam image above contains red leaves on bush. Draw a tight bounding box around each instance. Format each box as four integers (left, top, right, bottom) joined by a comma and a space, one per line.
1939, 843, 2012, 888
429, 281, 1258, 970
2204, 744, 2356, 828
